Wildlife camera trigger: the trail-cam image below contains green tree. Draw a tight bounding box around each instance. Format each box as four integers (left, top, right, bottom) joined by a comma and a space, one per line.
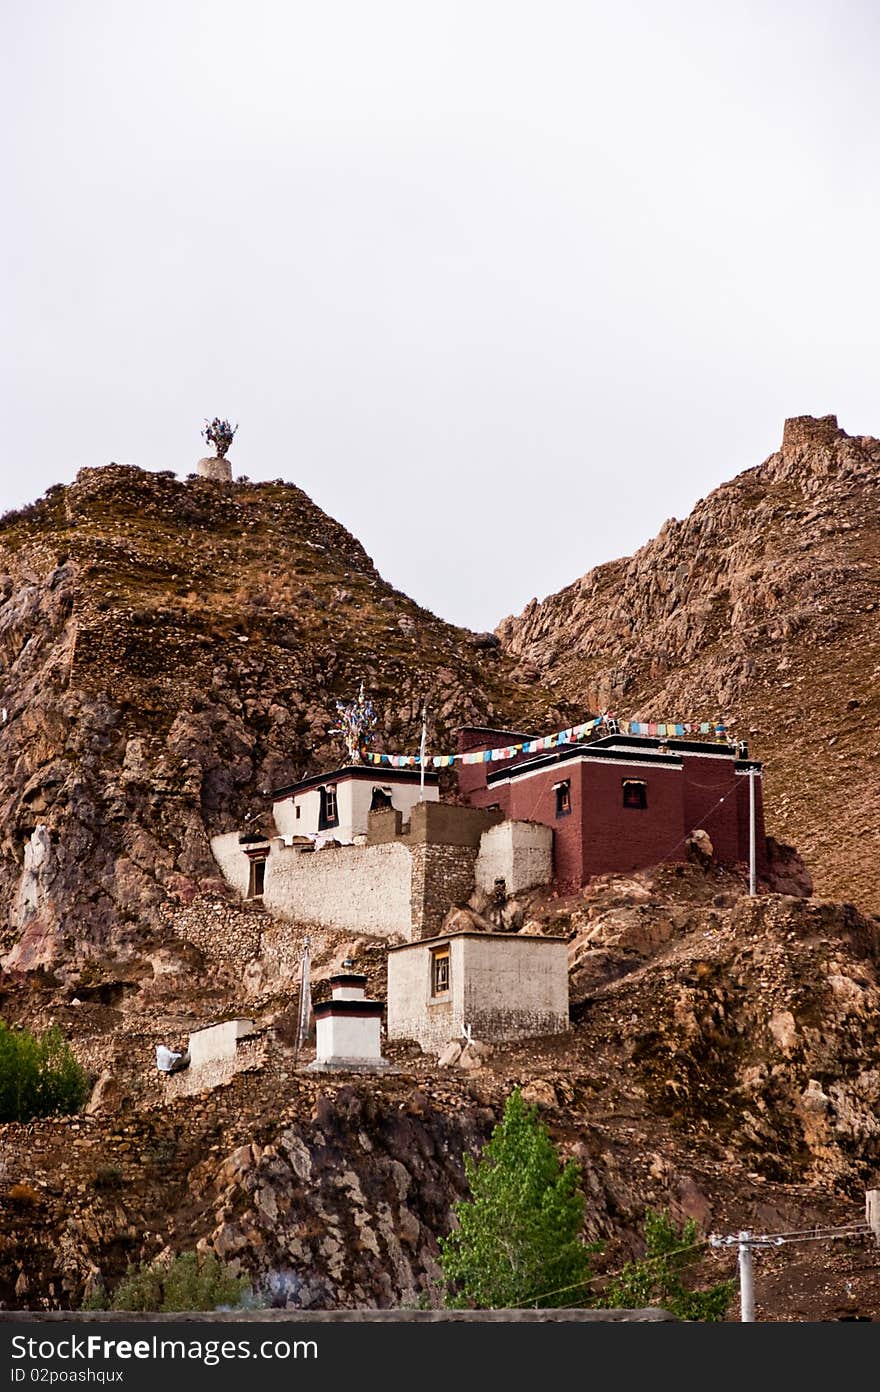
439, 1088, 596, 1308
110, 1252, 255, 1312
600, 1208, 734, 1321
0, 1021, 89, 1123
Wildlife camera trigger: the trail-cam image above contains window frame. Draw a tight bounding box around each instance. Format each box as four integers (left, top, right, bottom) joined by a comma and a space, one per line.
319, 783, 339, 829
554, 779, 572, 818
430, 945, 451, 997
622, 779, 648, 810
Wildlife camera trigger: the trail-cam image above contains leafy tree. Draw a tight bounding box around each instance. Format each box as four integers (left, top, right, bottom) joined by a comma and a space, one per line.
439, 1088, 596, 1308
110, 1252, 255, 1312
0, 1021, 89, 1123
599, 1208, 734, 1321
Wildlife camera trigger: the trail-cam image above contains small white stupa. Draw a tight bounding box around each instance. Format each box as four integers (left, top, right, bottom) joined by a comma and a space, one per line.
307, 972, 391, 1073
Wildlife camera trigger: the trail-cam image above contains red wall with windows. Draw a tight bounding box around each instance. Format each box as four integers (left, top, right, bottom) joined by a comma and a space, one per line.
455, 725, 769, 887
484, 753, 766, 888
506, 762, 588, 886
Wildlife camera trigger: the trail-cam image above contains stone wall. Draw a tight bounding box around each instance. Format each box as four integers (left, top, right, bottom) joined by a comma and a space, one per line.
780, 414, 841, 454
367, 801, 502, 848
474, 820, 554, 895
163, 1035, 268, 1101
213, 814, 497, 943
171, 897, 263, 977
410, 843, 479, 938
264, 841, 413, 937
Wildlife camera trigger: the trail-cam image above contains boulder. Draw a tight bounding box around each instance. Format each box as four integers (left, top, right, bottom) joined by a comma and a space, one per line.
437, 1041, 462, 1068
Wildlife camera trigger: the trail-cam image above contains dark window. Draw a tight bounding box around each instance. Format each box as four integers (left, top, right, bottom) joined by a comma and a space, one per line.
319, 785, 339, 829
247, 856, 266, 898
431, 946, 450, 996
623, 779, 647, 809
370, 787, 393, 811
554, 780, 571, 817
295, 804, 301, 820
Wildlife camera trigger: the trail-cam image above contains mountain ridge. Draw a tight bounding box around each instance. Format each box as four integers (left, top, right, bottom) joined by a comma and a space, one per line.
496, 414, 880, 909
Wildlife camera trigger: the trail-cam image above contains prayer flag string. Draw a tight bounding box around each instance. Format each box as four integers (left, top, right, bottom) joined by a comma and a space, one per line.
361, 714, 733, 768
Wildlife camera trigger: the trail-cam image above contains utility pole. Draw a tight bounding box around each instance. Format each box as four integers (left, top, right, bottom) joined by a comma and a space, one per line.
867, 1190, 880, 1243
748, 765, 757, 897
711, 1214, 876, 1321
738, 1232, 755, 1322
709, 1230, 783, 1321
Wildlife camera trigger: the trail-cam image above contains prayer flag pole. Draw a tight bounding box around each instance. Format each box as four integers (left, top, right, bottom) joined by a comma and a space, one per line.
419, 701, 428, 800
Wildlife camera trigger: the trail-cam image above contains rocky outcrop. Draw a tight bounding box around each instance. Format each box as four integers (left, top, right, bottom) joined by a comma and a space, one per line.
0, 466, 571, 975
497, 415, 880, 909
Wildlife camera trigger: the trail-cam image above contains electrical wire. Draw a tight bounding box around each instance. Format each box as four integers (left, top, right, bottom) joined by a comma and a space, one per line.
520, 1238, 711, 1307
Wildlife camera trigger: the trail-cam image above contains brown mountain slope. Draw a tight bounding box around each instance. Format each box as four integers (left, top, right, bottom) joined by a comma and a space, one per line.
496, 415, 880, 909
0, 464, 571, 975
3, 869, 880, 1318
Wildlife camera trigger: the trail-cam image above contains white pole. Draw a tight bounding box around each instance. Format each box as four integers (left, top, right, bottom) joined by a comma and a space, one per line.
419, 702, 428, 801
296, 936, 312, 1052
738, 1232, 755, 1322
749, 767, 757, 897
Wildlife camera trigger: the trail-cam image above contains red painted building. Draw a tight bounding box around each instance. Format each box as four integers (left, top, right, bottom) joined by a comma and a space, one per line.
457, 727, 767, 889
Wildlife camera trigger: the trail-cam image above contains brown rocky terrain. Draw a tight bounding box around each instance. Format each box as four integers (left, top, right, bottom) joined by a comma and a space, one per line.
497, 414, 880, 910
2, 442, 880, 1322
0, 463, 571, 978
2, 865, 880, 1320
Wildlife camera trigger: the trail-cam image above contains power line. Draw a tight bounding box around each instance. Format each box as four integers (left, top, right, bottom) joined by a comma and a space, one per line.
525, 1215, 875, 1313
710, 1209, 877, 1322
521, 1238, 711, 1307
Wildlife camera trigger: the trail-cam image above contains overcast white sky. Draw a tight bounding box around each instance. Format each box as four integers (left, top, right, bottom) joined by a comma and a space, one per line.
3, 1, 878, 630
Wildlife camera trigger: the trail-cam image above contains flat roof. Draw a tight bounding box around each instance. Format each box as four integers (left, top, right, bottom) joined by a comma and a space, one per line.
388, 931, 569, 952
272, 764, 441, 799
486, 734, 761, 785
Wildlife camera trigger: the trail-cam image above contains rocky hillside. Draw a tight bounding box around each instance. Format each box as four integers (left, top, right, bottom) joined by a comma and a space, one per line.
496, 415, 880, 910
3, 444, 880, 1322
0, 464, 572, 977
2, 865, 880, 1319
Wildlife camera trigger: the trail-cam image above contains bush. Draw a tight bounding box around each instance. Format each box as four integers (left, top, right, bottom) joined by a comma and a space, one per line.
598, 1208, 735, 1321
111, 1252, 255, 1313
0, 1021, 90, 1123
439, 1088, 597, 1308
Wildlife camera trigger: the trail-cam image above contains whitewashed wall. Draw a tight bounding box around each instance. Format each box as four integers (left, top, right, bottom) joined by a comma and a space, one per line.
474, 820, 554, 895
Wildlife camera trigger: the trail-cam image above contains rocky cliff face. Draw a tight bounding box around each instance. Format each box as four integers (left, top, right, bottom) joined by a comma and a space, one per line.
497, 416, 880, 909
3, 869, 880, 1319
0, 465, 570, 977
3, 445, 880, 1322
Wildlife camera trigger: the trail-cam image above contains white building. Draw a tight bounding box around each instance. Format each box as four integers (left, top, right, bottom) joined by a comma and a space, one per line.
272, 764, 440, 845
387, 931, 569, 1054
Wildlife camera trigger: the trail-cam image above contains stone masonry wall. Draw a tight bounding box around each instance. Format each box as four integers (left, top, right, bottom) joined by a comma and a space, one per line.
410, 843, 479, 939
212, 824, 487, 944
163, 1036, 269, 1101
264, 841, 413, 937
170, 899, 263, 977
